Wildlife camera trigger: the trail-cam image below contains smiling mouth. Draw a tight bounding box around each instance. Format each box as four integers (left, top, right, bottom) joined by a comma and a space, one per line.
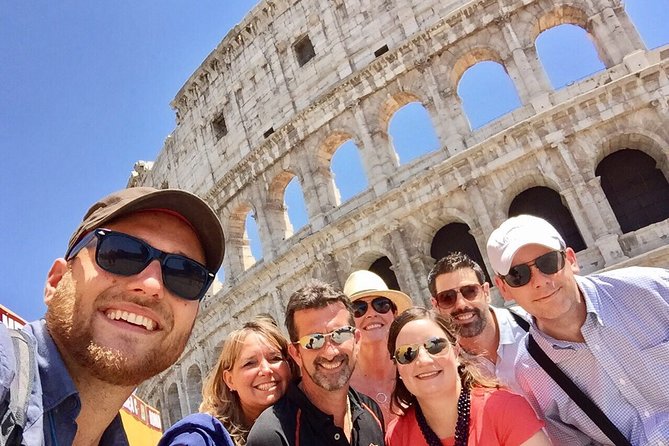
105, 309, 157, 331
452, 312, 476, 323
318, 358, 345, 370
364, 323, 383, 331
535, 288, 560, 302
255, 381, 280, 391
415, 370, 441, 380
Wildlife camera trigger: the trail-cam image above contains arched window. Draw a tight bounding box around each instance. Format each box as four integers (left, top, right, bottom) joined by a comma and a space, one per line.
331, 139, 368, 203
245, 211, 262, 264
508, 186, 586, 251
368, 256, 400, 291
166, 383, 181, 428
595, 149, 669, 233
535, 24, 605, 89
186, 365, 203, 414
430, 222, 490, 283
388, 101, 440, 164
458, 61, 522, 129
284, 176, 308, 233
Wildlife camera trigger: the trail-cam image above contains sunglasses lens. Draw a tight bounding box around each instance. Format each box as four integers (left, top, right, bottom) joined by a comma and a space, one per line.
163, 257, 211, 301
394, 344, 419, 365
504, 264, 531, 287
96, 233, 149, 276
371, 297, 393, 314
435, 289, 457, 308
536, 251, 563, 275
331, 326, 355, 344
299, 334, 325, 350
460, 284, 480, 300
425, 337, 449, 355
352, 301, 368, 318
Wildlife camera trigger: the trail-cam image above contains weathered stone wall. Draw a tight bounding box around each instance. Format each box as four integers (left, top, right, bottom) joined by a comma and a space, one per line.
129, 0, 669, 427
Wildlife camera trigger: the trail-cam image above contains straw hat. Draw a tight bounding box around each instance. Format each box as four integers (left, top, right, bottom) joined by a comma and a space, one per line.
343, 270, 413, 314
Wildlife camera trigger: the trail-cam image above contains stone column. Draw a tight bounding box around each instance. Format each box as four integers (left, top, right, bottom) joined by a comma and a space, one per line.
389, 226, 428, 305
438, 88, 471, 154
422, 65, 467, 153
587, 6, 645, 67
353, 103, 399, 195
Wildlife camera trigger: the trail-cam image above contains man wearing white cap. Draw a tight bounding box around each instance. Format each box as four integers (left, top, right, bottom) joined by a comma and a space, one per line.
487, 214, 669, 445
343, 270, 412, 426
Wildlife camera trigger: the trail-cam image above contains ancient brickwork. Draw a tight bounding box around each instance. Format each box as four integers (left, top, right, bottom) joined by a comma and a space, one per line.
128, 0, 669, 427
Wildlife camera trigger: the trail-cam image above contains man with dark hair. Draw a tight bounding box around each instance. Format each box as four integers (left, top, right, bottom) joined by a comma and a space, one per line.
248, 280, 385, 446
487, 214, 669, 445
0, 187, 225, 445
427, 252, 529, 392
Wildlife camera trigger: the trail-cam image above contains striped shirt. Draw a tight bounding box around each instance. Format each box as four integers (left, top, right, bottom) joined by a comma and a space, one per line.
515, 267, 669, 446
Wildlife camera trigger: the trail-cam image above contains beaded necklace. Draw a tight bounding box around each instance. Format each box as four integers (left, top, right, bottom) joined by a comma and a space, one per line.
415, 385, 471, 446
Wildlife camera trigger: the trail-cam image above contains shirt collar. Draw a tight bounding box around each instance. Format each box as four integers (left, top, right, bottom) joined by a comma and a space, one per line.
25, 320, 79, 413
490, 306, 520, 345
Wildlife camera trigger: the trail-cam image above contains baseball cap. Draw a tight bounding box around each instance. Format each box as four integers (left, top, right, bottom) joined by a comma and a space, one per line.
67, 187, 225, 271
486, 214, 565, 275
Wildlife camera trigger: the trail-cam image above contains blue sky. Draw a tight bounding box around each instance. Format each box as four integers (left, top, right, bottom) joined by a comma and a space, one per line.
1, 1, 666, 322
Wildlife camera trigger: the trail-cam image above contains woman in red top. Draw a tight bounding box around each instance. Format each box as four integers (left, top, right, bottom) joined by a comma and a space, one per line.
385, 308, 551, 446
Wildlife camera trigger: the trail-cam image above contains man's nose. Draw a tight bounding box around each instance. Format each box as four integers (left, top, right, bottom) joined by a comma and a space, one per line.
124, 260, 165, 299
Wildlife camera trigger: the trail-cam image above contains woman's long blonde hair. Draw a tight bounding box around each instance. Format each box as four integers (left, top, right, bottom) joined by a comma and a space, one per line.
199, 317, 297, 445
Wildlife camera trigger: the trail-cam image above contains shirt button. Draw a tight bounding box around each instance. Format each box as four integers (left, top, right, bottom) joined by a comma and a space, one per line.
593, 344, 600, 351
644, 410, 651, 418
334, 433, 340, 440
619, 378, 626, 385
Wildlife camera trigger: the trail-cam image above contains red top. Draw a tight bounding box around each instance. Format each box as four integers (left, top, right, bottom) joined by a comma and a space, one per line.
385, 387, 544, 446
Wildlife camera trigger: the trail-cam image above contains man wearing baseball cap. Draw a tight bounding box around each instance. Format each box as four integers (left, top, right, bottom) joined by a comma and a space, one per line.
487, 214, 669, 445
0, 187, 225, 445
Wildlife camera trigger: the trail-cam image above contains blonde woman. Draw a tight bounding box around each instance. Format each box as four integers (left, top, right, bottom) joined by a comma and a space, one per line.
385, 308, 551, 446
159, 317, 297, 446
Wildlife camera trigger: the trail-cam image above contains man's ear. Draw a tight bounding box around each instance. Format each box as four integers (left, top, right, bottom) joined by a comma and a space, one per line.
288, 343, 302, 368
430, 297, 439, 310
493, 275, 514, 302
44, 259, 68, 305
565, 247, 580, 274
482, 282, 491, 304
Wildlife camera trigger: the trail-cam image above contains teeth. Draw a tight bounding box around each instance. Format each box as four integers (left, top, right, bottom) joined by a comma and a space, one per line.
319, 360, 343, 370
365, 323, 382, 330
256, 382, 278, 391
416, 371, 440, 379
455, 313, 474, 321
105, 310, 156, 331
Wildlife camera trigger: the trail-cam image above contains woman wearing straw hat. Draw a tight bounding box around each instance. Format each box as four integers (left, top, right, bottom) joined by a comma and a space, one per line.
343, 270, 413, 426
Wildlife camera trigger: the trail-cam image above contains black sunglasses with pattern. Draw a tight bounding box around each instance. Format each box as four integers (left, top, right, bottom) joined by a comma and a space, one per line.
500, 250, 566, 288
66, 228, 215, 301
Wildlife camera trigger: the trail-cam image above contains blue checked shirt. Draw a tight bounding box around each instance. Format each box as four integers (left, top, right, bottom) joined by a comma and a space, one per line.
514, 267, 669, 446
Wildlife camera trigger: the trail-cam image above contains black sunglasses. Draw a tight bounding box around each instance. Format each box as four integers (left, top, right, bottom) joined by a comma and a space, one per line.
352, 297, 395, 318
393, 337, 450, 365
434, 284, 482, 308
295, 326, 356, 350
501, 250, 566, 288
66, 228, 215, 301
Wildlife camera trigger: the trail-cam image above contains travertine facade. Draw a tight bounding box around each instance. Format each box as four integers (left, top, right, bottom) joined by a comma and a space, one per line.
129, 0, 669, 427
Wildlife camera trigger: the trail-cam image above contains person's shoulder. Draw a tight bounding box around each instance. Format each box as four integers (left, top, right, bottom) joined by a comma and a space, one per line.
247, 398, 294, 446
586, 266, 668, 286
385, 407, 415, 446
349, 387, 385, 427
473, 387, 536, 413
158, 413, 233, 446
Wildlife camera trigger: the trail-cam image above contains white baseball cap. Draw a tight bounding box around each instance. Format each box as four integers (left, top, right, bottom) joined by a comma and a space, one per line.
486, 215, 565, 275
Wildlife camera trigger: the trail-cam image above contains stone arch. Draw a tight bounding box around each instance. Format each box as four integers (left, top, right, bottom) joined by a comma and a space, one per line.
349, 250, 402, 291
378, 91, 426, 132
496, 171, 563, 217
531, 4, 590, 42
593, 131, 669, 176
451, 47, 505, 88
322, 132, 368, 204
430, 221, 492, 283
595, 149, 669, 233
267, 169, 300, 239
508, 186, 587, 251
166, 382, 181, 428
227, 201, 258, 271
186, 364, 203, 414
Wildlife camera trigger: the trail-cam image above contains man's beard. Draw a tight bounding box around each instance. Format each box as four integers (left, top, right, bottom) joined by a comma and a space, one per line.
304, 354, 354, 391
45, 271, 192, 386
451, 307, 487, 338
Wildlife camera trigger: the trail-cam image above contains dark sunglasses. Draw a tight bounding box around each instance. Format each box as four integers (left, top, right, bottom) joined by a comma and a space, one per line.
65, 228, 215, 301
393, 337, 450, 365
295, 326, 356, 350
352, 297, 395, 318
434, 284, 482, 309
501, 250, 566, 288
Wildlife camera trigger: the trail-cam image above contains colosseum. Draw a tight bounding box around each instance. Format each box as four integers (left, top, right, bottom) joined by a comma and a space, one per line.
129, 0, 669, 428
